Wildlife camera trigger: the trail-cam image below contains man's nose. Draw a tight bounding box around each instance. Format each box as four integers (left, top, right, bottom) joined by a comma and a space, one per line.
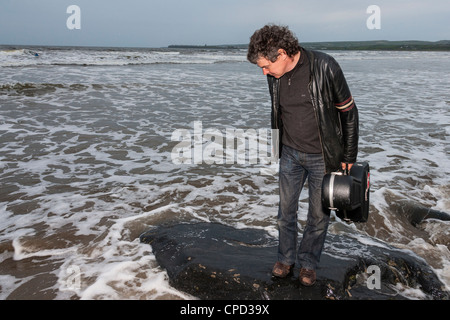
262, 69, 269, 75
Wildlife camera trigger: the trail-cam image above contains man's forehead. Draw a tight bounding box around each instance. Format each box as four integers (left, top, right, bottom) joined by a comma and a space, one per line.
256, 57, 271, 68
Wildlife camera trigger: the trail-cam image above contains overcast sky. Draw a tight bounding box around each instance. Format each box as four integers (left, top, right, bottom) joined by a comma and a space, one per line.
1, 0, 449, 47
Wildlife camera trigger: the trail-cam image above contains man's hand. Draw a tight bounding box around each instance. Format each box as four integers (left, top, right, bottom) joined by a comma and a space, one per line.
341, 162, 354, 172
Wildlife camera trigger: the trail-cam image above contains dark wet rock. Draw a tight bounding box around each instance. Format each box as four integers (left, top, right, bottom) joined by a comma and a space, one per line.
393, 200, 450, 226
139, 222, 449, 300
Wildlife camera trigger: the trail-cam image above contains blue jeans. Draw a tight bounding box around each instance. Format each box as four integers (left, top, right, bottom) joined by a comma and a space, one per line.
277, 145, 330, 271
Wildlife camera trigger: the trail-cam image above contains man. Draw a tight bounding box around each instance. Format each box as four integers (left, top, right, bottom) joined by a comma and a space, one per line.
247, 25, 359, 286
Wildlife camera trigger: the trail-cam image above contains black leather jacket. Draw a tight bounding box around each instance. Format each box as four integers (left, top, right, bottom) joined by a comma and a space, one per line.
268, 48, 359, 173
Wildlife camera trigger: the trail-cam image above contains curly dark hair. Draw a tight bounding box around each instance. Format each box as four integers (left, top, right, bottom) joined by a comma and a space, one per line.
247, 24, 301, 64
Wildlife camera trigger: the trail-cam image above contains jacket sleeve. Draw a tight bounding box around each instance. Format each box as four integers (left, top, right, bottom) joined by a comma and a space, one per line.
330, 60, 359, 163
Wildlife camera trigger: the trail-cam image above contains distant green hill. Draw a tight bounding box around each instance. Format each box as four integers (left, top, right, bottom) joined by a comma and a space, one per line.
169, 40, 450, 51
302, 40, 450, 51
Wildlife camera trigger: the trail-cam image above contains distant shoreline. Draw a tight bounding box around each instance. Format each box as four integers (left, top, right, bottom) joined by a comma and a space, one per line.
169, 40, 450, 51
2, 40, 449, 52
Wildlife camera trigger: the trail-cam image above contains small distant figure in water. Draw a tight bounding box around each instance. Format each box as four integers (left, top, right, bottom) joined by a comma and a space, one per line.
25, 50, 39, 57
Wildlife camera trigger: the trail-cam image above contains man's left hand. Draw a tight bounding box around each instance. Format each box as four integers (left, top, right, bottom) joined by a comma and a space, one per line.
341, 162, 354, 172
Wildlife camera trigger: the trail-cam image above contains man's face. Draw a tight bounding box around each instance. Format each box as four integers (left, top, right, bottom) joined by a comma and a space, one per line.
256, 50, 289, 78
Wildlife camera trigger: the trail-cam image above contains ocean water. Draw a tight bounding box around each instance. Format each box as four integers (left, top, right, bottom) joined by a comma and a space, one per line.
0, 46, 449, 300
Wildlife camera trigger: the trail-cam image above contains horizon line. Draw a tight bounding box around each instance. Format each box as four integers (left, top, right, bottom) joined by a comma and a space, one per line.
1, 39, 449, 50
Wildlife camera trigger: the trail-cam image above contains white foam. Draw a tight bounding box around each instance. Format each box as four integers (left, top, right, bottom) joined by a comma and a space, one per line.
0, 47, 247, 68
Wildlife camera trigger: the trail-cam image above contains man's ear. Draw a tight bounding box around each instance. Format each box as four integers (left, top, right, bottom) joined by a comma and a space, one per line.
277, 49, 287, 60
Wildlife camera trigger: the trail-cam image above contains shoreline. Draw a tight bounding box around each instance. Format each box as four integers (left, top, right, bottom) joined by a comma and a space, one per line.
2, 40, 450, 52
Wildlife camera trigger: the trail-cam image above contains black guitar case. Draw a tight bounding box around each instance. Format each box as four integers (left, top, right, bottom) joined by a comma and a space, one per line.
322, 162, 370, 222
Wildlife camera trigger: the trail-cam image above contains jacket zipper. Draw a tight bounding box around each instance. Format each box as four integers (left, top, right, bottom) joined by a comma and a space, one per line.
272, 78, 280, 159
272, 78, 280, 129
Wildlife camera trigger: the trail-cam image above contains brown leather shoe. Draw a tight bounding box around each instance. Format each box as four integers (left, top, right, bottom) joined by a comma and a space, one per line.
272, 261, 294, 278
299, 268, 316, 286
